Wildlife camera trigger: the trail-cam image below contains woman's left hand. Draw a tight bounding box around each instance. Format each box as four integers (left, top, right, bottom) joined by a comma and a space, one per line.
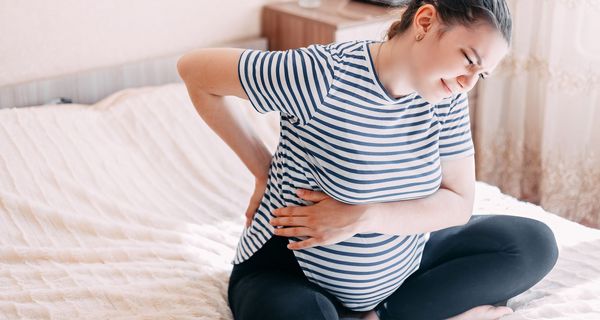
269, 189, 370, 250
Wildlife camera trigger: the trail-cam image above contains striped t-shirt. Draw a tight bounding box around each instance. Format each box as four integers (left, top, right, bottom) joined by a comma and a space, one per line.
234, 39, 475, 311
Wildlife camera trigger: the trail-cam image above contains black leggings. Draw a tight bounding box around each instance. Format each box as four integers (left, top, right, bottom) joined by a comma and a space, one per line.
227, 214, 559, 320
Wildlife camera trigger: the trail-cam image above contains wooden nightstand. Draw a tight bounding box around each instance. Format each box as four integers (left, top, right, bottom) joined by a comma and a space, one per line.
262, 0, 404, 50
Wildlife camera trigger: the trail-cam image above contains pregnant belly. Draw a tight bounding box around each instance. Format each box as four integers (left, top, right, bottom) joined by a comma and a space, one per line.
290, 232, 428, 311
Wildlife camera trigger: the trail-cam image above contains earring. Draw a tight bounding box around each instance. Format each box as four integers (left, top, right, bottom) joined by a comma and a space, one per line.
416, 33, 424, 41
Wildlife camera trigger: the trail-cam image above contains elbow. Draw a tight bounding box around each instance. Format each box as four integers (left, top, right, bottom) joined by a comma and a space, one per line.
176, 54, 206, 94
459, 210, 473, 225
441, 186, 474, 226
176, 55, 189, 81
458, 197, 475, 225
176, 52, 209, 92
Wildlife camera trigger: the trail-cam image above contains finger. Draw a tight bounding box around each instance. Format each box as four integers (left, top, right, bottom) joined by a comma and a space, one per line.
273, 207, 304, 217
245, 199, 258, 215
245, 208, 257, 227
270, 216, 309, 227
246, 208, 256, 219
288, 237, 320, 250
245, 202, 261, 227
273, 227, 313, 238
296, 189, 330, 202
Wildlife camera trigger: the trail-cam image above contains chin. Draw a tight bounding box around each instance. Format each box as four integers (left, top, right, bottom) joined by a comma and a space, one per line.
417, 84, 454, 104
417, 91, 447, 105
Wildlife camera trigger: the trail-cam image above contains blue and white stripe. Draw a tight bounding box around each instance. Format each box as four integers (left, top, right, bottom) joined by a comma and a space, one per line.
234, 39, 475, 311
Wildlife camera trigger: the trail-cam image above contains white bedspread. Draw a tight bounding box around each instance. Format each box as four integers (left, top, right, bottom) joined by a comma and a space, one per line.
1, 83, 599, 319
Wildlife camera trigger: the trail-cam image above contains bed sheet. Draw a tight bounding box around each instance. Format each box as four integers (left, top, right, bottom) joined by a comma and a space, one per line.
0, 83, 599, 319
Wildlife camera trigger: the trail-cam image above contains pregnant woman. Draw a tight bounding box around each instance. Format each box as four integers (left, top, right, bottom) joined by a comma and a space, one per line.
178, 1, 559, 319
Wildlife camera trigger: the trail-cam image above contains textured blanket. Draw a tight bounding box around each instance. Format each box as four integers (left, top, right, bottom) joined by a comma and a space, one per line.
1, 83, 599, 319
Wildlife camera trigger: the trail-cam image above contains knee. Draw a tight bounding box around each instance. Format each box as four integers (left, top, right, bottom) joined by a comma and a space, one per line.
506, 217, 559, 277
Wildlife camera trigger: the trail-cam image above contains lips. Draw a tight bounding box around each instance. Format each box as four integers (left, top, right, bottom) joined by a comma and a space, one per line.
441, 79, 453, 94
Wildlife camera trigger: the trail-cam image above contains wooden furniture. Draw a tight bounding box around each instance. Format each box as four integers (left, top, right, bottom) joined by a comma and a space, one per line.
261, 0, 404, 50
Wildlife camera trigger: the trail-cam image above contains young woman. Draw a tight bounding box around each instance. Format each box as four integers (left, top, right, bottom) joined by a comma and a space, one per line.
177, 1, 559, 319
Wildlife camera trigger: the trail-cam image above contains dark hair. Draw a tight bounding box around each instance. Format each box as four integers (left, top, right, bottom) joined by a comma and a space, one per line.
386, 0, 512, 44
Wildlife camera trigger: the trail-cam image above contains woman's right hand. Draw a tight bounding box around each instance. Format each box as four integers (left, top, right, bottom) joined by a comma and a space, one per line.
244, 177, 269, 228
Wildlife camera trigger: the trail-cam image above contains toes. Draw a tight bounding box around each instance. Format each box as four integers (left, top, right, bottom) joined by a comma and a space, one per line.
493, 306, 514, 317
446, 305, 514, 320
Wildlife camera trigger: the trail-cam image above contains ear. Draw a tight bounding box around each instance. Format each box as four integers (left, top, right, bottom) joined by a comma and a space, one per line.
412, 4, 438, 35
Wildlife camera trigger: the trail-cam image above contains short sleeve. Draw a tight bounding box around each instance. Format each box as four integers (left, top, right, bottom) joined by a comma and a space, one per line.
237, 44, 333, 126
437, 92, 475, 160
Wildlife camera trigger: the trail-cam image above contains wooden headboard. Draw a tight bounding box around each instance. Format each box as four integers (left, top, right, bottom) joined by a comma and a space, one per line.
0, 37, 267, 110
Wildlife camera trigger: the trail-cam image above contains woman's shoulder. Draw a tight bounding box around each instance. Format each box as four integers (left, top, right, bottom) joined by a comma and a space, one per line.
315, 39, 371, 56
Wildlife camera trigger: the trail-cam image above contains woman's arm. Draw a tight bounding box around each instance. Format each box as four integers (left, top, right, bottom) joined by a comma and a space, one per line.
271, 155, 475, 249
360, 155, 476, 235
177, 48, 272, 180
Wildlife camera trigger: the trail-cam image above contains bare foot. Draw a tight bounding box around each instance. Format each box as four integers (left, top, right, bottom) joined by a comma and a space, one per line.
339, 309, 379, 320
361, 310, 380, 320
446, 305, 514, 320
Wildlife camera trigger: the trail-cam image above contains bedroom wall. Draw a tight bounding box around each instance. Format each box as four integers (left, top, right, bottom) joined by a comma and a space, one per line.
0, 0, 280, 87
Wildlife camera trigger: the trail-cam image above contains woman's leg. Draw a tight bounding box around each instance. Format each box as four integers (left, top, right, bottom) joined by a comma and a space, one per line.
375, 214, 559, 320
227, 235, 345, 320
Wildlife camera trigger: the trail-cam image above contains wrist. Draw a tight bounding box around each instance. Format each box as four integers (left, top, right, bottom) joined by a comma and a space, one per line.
355, 203, 380, 234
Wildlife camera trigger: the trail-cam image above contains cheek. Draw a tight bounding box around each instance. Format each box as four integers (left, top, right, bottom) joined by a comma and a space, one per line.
428, 59, 460, 79
411, 48, 462, 94
423, 47, 464, 78
413, 52, 448, 80
409, 52, 435, 85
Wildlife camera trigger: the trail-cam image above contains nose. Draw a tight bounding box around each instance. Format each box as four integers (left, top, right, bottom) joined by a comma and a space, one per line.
456, 73, 478, 92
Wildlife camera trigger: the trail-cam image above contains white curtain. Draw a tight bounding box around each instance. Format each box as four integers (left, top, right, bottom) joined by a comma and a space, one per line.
472, 0, 600, 228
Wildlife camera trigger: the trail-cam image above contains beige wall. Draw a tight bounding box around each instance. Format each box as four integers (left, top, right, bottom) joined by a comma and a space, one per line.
0, 0, 279, 87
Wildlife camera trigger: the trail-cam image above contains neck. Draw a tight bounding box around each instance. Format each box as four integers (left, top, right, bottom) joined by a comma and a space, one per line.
372, 34, 416, 98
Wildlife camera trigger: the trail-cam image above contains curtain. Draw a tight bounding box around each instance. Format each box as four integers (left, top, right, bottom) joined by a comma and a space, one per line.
472, 0, 600, 228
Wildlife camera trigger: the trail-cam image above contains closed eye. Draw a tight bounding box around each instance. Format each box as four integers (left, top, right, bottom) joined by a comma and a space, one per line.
463, 52, 486, 80
463, 52, 474, 65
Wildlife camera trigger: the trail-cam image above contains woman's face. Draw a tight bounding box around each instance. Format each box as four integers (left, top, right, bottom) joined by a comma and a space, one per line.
406, 21, 509, 104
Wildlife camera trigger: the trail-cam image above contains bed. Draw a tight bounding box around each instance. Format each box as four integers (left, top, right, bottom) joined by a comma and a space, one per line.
1, 82, 599, 319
